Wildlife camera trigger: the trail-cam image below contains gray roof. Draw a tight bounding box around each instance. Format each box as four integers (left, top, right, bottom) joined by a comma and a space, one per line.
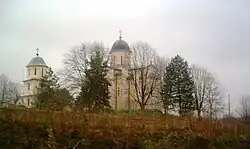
111, 39, 131, 52
26, 56, 47, 67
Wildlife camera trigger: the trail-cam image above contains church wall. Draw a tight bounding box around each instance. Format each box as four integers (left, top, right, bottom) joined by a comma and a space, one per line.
21, 65, 48, 108
107, 69, 116, 109
21, 96, 37, 107
110, 51, 131, 66
27, 66, 47, 80
23, 80, 40, 96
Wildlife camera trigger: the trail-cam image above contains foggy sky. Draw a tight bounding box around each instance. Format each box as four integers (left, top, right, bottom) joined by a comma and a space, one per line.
1, 0, 250, 111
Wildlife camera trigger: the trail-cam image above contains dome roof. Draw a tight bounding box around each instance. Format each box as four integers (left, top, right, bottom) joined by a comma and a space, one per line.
26, 56, 47, 67
111, 39, 131, 52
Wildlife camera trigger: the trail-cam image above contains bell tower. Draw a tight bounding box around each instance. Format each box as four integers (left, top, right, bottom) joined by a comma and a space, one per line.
109, 30, 131, 68
19, 48, 48, 107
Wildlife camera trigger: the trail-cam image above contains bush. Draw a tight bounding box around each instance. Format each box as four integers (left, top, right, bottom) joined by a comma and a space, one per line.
0, 108, 249, 148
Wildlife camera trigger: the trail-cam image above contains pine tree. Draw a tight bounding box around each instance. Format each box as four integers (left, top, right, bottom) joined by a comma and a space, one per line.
36, 67, 60, 109
163, 55, 195, 116
76, 50, 111, 112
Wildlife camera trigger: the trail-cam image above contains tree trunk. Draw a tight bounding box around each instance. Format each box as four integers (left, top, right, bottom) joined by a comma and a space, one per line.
197, 110, 202, 121
140, 103, 146, 111
164, 106, 167, 115
209, 104, 213, 121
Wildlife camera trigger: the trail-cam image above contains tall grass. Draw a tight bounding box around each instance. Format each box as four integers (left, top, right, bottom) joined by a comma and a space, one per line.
0, 108, 249, 148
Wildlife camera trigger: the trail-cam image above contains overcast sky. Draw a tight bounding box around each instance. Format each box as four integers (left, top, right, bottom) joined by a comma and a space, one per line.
1, 0, 250, 110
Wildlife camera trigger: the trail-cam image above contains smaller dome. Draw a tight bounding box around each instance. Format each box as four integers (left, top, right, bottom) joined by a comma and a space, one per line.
111, 39, 130, 52
26, 56, 47, 67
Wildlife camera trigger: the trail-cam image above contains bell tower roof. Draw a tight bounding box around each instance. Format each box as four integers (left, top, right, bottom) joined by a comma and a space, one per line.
26, 48, 48, 67
110, 30, 131, 53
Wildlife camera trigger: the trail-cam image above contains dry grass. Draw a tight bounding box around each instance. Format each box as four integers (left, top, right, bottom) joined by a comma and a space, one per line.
0, 107, 249, 139
1, 108, 250, 148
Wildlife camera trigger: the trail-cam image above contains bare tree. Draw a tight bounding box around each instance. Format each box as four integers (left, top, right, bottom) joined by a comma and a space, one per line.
191, 65, 224, 120
0, 74, 20, 106
203, 76, 224, 120
236, 95, 250, 123
59, 42, 108, 96
128, 41, 161, 110
191, 65, 211, 120
156, 56, 170, 114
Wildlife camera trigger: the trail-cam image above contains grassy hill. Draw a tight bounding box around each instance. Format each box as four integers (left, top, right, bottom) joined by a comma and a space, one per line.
0, 108, 249, 148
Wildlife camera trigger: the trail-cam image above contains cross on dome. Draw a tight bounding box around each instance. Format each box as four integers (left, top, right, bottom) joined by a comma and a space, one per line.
36, 48, 39, 56
119, 29, 122, 40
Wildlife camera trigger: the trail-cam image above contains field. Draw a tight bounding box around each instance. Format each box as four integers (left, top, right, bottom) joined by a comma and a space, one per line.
0, 108, 249, 148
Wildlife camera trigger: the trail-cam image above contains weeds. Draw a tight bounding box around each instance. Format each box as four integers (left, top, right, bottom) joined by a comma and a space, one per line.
0, 108, 249, 148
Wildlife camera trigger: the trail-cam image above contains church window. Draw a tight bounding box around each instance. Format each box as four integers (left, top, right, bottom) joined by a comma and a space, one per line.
121, 56, 123, 64
28, 83, 30, 90
34, 68, 37, 75
28, 98, 30, 106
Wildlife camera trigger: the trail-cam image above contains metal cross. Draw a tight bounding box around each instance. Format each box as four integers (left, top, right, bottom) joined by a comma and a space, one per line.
36, 48, 39, 56
119, 29, 122, 40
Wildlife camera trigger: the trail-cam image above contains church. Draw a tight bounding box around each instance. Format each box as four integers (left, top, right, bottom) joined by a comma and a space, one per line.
18, 33, 162, 111
18, 49, 49, 107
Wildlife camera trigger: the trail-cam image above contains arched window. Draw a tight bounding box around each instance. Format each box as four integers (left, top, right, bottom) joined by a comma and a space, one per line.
28, 83, 30, 90
34, 68, 37, 75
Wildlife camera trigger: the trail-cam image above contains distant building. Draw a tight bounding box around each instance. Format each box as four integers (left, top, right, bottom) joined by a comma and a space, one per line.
17, 33, 162, 110
107, 33, 161, 110
17, 49, 48, 107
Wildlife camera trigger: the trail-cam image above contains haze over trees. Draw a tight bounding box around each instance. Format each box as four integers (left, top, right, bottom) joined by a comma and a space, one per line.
75, 48, 111, 112
128, 41, 162, 110
0, 74, 20, 106
60, 42, 109, 95
191, 65, 224, 120
237, 94, 250, 123
57, 40, 228, 119
0, 39, 230, 120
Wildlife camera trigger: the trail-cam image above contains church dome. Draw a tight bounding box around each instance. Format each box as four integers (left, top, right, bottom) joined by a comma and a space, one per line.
111, 39, 130, 52
26, 56, 47, 67
110, 31, 131, 53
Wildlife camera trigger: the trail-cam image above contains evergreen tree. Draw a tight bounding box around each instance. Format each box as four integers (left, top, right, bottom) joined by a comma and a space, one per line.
51, 88, 73, 110
163, 55, 195, 115
36, 67, 60, 109
76, 50, 111, 112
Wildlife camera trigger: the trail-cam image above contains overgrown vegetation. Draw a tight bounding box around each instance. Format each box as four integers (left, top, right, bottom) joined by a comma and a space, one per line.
0, 108, 249, 149
75, 49, 111, 112
36, 67, 73, 110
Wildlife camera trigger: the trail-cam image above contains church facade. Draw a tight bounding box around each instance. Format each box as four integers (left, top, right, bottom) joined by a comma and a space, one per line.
18, 50, 48, 107
18, 35, 162, 111
107, 35, 162, 110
